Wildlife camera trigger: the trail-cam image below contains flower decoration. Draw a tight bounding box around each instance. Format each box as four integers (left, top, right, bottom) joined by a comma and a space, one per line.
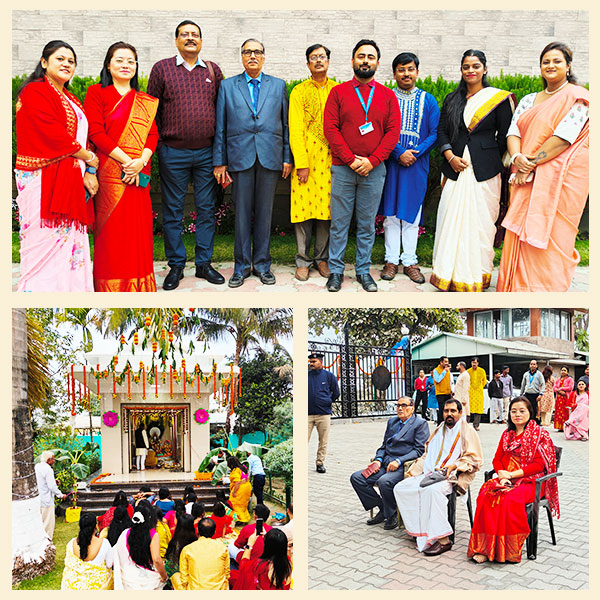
103, 410, 119, 428
194, 408, 210, 425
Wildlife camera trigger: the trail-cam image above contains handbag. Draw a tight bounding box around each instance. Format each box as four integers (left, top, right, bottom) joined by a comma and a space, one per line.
419, 469, 447, 488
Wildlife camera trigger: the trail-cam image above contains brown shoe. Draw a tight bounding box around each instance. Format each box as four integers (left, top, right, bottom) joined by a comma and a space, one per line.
403, 264, 425, 284
381, 262, 398, 280
423, 540, 452, 556
316, 261, 330, 278
295, 267, 310, 281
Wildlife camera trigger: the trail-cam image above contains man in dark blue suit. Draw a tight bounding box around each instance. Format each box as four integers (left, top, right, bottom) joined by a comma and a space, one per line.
350, 396, 429, 530
213, 39, 292, 287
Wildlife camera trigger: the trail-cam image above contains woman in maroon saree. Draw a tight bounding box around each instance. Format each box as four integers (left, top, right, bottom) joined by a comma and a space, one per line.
468, 396, 559, 563
84, 42, 158, 291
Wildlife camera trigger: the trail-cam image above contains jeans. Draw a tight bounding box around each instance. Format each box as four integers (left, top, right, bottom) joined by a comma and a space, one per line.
158, 145, 217, 268
328, 163, 386, 275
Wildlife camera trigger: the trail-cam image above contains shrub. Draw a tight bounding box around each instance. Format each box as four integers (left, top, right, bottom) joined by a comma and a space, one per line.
263, 438, 293, 485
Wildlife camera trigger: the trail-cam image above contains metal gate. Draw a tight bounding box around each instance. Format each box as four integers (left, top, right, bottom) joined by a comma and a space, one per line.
309, 338, 412, 419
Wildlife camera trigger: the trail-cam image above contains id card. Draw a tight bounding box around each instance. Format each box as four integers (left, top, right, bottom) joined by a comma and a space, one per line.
359, 121, 374, 136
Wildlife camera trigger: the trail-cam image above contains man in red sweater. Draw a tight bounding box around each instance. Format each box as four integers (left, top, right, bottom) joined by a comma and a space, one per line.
323, 39, 400, 292
147, 20, 225, 290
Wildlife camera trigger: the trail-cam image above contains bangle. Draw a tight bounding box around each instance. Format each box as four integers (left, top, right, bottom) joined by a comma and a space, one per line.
85, 152, 96, 164
448, 155, 457, 163
85, 166, 97, 175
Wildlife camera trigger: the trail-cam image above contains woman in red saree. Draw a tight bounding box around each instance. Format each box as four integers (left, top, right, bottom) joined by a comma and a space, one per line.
553, 366, 575, 431
84, 42, 158, 291
468, 396, 559, 563
15, 41, 98, 292
498, 42, 589, 292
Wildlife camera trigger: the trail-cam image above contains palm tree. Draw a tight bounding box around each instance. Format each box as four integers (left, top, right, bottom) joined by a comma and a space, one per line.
12, 309, 56, 584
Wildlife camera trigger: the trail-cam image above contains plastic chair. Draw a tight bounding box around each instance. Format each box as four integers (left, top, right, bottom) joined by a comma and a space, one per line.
447, 483, 473, 543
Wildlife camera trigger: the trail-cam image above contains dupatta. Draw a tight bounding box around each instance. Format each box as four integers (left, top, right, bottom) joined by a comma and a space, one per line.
93, 90, 158, 237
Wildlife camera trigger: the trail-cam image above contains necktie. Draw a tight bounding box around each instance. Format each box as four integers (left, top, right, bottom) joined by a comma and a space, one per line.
250, 79, 260, 113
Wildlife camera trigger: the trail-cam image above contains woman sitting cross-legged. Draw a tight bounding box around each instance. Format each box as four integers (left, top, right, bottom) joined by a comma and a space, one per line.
467, 396, 559, 563
61, 513, 114, 590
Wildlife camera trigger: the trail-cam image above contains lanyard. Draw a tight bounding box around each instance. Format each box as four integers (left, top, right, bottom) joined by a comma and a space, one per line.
354, 85, 375, 122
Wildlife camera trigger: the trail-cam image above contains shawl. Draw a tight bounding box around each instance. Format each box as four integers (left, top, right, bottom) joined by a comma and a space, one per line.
15, 77, 93, 230
501, 420, 560, 517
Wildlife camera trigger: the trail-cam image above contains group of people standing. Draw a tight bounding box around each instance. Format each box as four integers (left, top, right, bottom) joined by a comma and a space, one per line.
14, 23, 588, 293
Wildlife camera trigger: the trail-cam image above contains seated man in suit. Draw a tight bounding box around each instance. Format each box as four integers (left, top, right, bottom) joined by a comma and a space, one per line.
350, 396, 429, 530
393, 399, 483, 556
213, 38, 292, 288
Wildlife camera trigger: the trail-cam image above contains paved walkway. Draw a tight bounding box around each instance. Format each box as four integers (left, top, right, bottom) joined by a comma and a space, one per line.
308, 418, 588, 590
12, 262, 590, 292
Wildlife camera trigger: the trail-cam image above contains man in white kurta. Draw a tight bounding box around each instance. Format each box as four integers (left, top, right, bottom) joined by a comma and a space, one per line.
453, 361, 471, 416
393, 399, 483, 555
34, 450, 65, 539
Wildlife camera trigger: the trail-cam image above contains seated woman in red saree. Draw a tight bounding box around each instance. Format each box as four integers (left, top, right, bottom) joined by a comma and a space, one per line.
84, 42, 158, 292
468, 397, 559, 564
15, 40, 98, 292
231, 529, 292, 590
498, 42, 589, 292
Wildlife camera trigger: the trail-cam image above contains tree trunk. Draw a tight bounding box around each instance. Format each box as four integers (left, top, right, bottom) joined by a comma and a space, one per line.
12, 308, 56, 585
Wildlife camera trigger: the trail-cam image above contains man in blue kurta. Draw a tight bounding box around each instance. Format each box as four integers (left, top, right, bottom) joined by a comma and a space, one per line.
379, 52, 440, 284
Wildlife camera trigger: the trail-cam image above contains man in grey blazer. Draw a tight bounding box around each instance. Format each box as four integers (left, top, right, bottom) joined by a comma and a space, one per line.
213, 39, 292, 287
350, 396, 429, 530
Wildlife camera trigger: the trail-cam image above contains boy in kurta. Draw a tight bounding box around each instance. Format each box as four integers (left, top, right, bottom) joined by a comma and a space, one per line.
289, 44, 338, 281
467, 357, 487, 431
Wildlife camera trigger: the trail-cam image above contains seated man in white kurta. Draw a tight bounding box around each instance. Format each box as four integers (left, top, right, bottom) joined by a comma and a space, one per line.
393, 399, 483, 556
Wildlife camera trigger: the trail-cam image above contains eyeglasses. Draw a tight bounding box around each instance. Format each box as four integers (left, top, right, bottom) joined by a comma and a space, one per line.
309, 54, 328, 62
179, 32, 201, 39
112, 58, 137, 66
242, 49, 264, 57
396, 403, 411, 408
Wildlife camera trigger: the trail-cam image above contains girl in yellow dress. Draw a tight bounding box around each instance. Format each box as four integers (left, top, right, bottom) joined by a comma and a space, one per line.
227, 456, 253, 523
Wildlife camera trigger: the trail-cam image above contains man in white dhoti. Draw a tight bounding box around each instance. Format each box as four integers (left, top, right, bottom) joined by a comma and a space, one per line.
453, 361, 470, 416
393, 399, 483, 556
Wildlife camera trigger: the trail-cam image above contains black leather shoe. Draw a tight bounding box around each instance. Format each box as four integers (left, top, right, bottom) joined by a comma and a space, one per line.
383, 515, 398, 530
326, 273, 343, 292
366, 509, 385, 525
228, 271, 250, 288
252, 269, 276, 285
163, 266, 185, 290
316, 465, 326, 473
196, 264, 225, 285
356, 273, 378, 292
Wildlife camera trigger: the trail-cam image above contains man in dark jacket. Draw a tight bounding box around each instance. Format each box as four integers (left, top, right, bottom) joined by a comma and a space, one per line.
488, 369, 505, 423
350, 397, 429, 530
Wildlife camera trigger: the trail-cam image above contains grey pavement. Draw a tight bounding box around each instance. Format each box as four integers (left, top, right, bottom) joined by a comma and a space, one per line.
12, 262, 589, 292
308, 417, 589, 590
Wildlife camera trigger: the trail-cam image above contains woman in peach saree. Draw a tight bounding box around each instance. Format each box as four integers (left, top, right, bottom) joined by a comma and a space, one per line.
497, 42, 589, 292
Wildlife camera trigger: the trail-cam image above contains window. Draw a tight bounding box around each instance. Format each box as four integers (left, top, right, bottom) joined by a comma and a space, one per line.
512, 309, 530, 337
475, 311, 492, 338
474, 310, 511, 339
541, 309, 571, 340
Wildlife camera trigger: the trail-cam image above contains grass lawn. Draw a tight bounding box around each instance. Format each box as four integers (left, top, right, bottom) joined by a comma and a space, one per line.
13, 519, 79, 590
12, 232, 589, 268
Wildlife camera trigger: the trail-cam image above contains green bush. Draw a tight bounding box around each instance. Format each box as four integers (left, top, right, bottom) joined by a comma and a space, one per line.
262, 438, 293, 485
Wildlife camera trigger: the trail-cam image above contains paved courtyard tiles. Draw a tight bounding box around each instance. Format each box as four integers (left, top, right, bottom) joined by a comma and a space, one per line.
12, 262, 589, 292
308, 418, 589, 590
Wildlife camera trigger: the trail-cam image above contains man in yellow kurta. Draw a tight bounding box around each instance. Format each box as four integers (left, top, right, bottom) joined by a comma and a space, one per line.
289, 44, 338, 281
467, 357, 487, 431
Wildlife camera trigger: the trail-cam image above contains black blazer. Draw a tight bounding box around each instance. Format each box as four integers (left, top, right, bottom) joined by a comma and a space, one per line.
438, 89, 515, 182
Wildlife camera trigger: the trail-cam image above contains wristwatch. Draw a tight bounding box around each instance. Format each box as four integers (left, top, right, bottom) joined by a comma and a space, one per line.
86, 166, 97, 174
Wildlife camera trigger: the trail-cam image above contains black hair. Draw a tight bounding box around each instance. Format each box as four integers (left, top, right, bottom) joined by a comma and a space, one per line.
19, 40, 78, 95
507, 396, 534, 431
493, 369, 501, 375
136, 499, 157, 529
444, 398, 462, 412
175, 20, 202, 39
155, 507, 164, 521
576, 379, 589, 392
107, 505, 133, 546
139, 485, 151, 493
128, 503, 154, 569
99, 41, 139, 91
227, 456, 248, 474
561, 365, 570, 373
305, 44, 331, 62
254, 503, 271, 521
191, 501, 205, 519
77, 513, 97, 561
112, 490, 128, 507
158, 487, 171, 500
173, 498, 186, 515
471, 356, 480, 363
439, 356, 448, 364
183, 485, 195, 502
502, 365, 510, 371
443, 49, 489, 144
259, 528, 292, 589
392, 52, 419, 71
540, 41, 576, 88
165, 513, 197, 563
186, 492, 197, 504
352, 39, 380, 60
197, 517, 217, 538
212, 502, 226, 517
